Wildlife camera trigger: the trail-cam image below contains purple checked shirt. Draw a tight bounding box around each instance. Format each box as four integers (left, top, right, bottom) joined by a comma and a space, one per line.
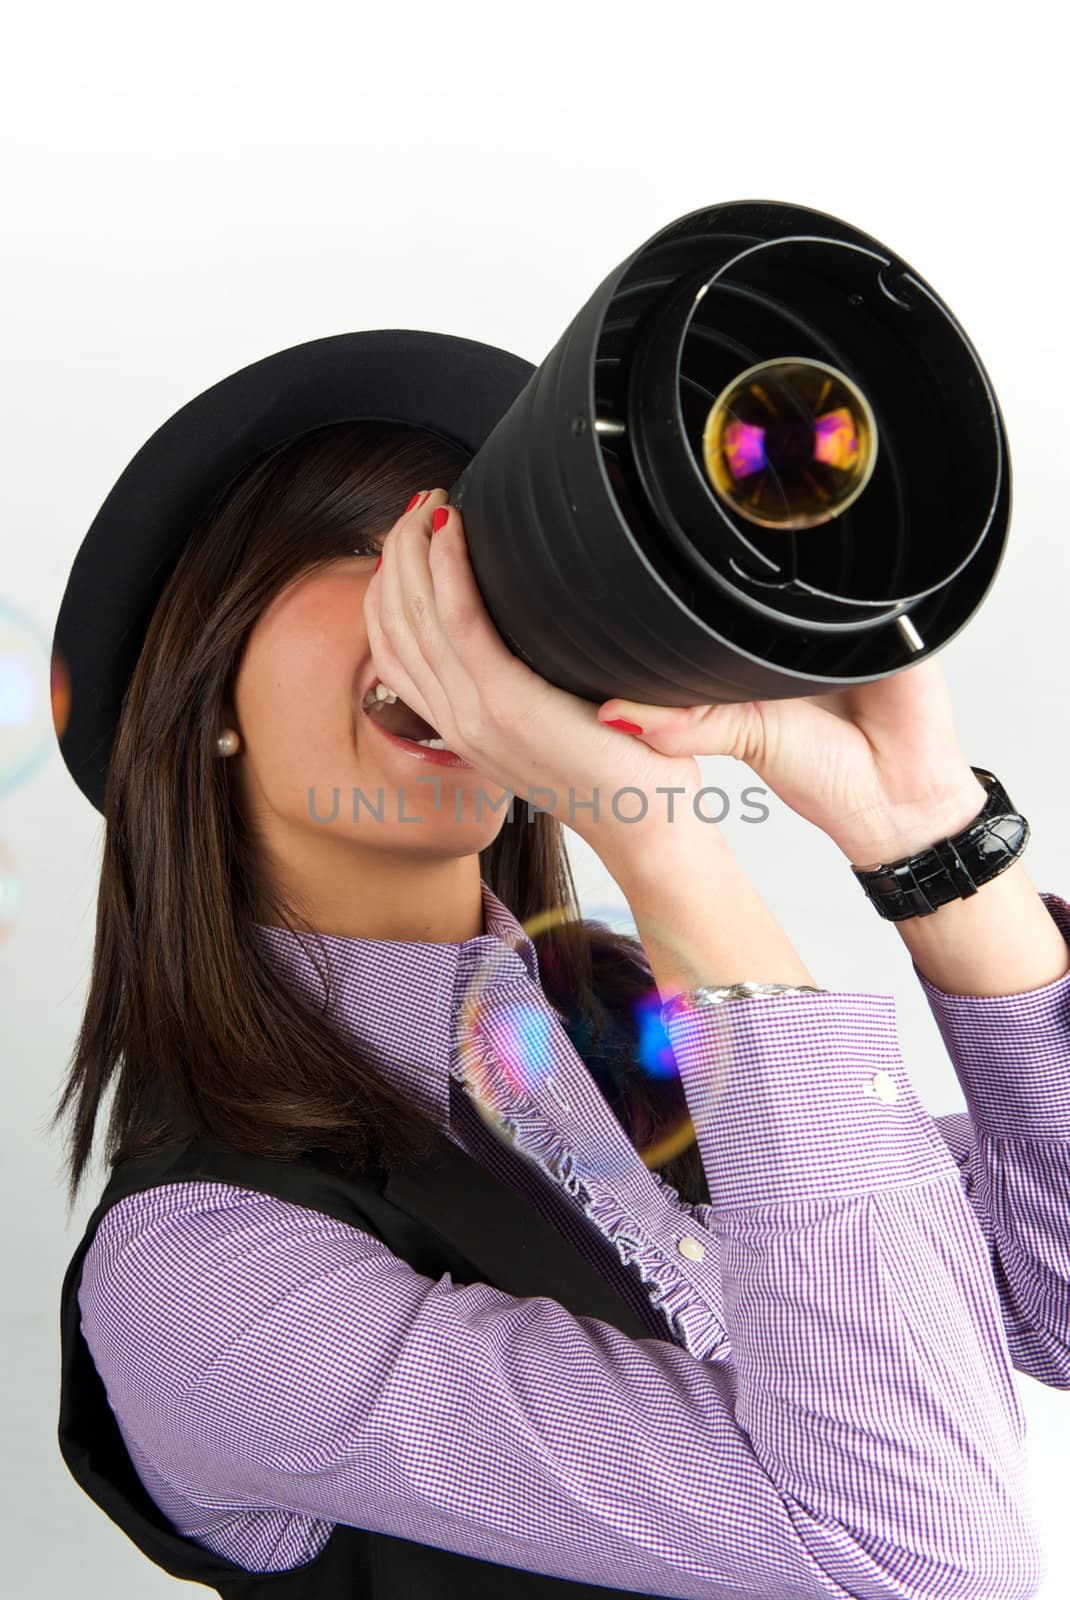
76, 878, 1070, 1600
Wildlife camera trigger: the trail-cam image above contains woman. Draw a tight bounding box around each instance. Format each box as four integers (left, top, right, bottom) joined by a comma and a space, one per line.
52, 334, 1070, 1600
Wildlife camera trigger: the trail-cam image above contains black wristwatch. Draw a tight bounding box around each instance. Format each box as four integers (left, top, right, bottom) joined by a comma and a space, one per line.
851, 767, 1029, 922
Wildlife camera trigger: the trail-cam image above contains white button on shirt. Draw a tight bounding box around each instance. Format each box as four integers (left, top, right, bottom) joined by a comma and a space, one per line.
869, 1071, 899, 1104
677, 1236, 705, 1262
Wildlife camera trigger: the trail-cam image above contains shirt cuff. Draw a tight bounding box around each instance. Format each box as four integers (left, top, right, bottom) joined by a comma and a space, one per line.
663, 991, 957, 1211
910, 888, 1070, 1141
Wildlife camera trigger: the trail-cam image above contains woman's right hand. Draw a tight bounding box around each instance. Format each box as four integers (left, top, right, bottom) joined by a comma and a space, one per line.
362, 487, 712, 872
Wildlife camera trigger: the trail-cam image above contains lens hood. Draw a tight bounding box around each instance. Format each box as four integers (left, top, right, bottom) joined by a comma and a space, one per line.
448, 198, 1009, 707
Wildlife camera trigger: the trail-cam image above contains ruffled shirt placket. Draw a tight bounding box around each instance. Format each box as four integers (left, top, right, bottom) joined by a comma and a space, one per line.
450, 938, 731, 1363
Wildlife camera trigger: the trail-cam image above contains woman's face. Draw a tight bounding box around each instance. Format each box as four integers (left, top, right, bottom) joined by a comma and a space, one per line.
228, 553, 512, 867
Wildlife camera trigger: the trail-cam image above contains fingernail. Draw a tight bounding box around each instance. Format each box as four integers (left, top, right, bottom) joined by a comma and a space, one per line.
604, 717, 643, 735
374, 555, 382, 572
432, 507, 449, 534
404, 493, 420, 513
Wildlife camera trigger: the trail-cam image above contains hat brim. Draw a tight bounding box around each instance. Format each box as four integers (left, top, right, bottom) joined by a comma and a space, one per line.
51, 328, 535, 814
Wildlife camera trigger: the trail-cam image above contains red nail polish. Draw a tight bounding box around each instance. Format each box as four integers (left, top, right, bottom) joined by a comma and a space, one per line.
432, 507, 449, 534
605, 717, 643, 735
374, 554, 382, 572
404, 493, 420, 513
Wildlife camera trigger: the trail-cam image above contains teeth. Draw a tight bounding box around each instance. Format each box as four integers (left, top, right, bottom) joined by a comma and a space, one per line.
361, 681, 447, 748
362, 681, 399, 711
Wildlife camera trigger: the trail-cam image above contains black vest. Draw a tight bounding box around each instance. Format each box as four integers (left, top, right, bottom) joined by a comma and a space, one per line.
58, 1120, 687, 1598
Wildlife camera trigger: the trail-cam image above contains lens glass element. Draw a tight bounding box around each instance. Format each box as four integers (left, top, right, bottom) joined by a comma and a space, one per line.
701, 357, 878, 531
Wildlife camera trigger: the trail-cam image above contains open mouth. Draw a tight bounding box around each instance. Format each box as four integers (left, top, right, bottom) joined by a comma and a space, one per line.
361, 678, 444, 745
360, 677, 473, 767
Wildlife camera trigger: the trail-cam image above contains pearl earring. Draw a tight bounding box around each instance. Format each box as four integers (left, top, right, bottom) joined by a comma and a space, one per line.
216, 729, 241, 757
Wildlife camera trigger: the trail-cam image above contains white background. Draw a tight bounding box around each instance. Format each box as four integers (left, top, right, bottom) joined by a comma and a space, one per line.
2, 0, 1067, 1593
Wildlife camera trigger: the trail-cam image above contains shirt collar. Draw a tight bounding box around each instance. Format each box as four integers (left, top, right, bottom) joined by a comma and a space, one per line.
250, 878, 541, 1133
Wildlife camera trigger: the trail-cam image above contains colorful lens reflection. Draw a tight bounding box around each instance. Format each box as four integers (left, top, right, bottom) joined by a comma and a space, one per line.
453, 901, 723, 1181
0, 599, 55, 796
51, 647, 71, 741
702, 356, 878, 531
0, 839, 20, 946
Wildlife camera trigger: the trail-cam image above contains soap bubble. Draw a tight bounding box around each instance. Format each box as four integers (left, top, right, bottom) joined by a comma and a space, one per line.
0, 839, 21, 947
51, 646, 71, 741
0, 599, 55, 795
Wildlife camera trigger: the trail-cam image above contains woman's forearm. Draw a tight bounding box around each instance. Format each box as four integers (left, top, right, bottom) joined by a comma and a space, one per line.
888, 857, 1070, 997
606, 825, 819, 999
610, 818, 1069, 1004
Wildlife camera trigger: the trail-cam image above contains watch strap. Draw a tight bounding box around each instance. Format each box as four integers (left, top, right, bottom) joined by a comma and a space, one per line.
851, 767, 1029, 922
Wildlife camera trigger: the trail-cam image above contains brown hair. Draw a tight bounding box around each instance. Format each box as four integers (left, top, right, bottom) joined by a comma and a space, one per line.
48, 419, 709, 1217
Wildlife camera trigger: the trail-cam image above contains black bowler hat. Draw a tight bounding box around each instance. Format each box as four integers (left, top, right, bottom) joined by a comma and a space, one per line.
50, 328, 535, 815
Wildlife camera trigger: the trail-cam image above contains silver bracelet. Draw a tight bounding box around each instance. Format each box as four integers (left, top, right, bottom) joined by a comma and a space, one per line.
660, 980, 826, 1028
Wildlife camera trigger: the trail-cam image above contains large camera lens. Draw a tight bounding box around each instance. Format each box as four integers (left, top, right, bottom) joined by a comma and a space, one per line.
448, 199, 1009, 708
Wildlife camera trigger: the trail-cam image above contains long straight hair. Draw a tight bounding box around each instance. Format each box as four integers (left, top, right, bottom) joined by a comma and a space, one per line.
48, 419, 709, 1215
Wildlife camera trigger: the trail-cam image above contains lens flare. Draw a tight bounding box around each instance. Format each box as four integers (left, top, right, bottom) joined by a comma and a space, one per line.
0, 598, 55, 796
0, 839, 21, 947
51, 647, 71, 741
632, 989, 677, 1081
702, 356, 878, 531
450, 899, 741, 1180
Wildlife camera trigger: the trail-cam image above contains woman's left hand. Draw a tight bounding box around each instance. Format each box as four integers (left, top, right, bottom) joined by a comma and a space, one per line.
597, 655, 989, 868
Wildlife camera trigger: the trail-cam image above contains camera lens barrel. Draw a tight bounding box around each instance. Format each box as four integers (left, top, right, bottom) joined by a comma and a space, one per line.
447, 198, 1009, 707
